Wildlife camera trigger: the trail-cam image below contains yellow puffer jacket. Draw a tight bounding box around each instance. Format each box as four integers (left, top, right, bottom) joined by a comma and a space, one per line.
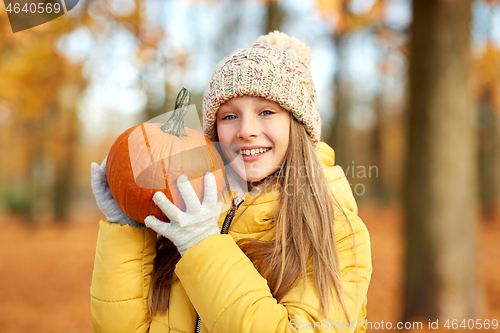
90, 142, 372, 332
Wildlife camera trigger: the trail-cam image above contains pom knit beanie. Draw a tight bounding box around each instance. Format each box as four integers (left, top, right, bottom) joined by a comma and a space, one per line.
202, 31, 321, 146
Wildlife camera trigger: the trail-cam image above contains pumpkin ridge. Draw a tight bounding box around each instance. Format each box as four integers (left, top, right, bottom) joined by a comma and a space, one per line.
137, 174, 145, 223
151, 128, 166, 220
124, 145, 136, 221
165, 135, 180, 210
131, 126, 152, 182
128, 128, 151, 222
147, 125, 165, 221
116, 139, 133, 218
158, 129, 169, 190
109, 130, 130, 211
157, 129, 174, 214
138, 124, 152, 223
204, 136, 215, 172
140, 123, 156, 167
161, 159, 168, 192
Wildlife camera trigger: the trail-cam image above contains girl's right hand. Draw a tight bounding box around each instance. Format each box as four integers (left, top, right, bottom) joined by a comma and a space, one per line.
91, 157, 144, 228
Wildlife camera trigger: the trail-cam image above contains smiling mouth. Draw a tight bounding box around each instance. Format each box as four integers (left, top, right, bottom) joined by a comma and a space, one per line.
236, 148, 272, 156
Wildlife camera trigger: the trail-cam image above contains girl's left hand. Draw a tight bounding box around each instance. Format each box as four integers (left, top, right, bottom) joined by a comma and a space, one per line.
145, 172, 223, 256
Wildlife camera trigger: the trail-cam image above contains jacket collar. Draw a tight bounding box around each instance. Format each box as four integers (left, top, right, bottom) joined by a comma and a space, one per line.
219, 142, 340, 235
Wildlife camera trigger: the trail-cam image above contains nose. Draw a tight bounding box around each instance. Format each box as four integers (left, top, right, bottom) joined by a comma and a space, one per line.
237, 115, 259, 140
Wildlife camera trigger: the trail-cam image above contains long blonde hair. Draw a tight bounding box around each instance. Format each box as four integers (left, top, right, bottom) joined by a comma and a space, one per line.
237, 115, 349, 318
149, 114, 351, 318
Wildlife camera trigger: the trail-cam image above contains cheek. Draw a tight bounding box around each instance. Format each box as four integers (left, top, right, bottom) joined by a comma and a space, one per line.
215, 123, 233, 143
269, 119, 290, 149
215, 125, 238, 162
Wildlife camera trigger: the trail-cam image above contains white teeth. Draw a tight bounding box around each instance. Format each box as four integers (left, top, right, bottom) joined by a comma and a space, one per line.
240, 148, 270, 156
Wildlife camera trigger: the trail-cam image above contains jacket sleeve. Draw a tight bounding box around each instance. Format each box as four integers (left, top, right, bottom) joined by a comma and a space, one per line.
90, 220, 157, 332
174, 210, 371, 333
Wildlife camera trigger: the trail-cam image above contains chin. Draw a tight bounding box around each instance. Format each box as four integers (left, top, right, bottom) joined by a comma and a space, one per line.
231, 161, 279, 183
234, 170, 263, 183
240, 173, 262, 183
246, 176, 265, 183
245, 170, 277, 183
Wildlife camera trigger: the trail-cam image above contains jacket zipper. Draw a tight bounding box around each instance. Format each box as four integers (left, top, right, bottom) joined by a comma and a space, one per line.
194, 196, 244, 333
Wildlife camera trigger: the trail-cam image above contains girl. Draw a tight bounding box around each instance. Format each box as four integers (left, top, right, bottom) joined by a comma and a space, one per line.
90, 31, 371, 333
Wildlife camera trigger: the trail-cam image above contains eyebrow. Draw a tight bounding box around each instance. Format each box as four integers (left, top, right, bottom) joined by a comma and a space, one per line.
220, 101, 282, 112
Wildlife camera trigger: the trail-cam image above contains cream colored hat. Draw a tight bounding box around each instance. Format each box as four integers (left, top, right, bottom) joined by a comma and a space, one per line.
202, 31, 321, 146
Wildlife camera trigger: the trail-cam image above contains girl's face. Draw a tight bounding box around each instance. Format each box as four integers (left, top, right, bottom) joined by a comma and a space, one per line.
216, 96, 290, 182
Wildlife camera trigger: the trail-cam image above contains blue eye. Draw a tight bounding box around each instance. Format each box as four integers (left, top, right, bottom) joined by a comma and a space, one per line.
261, 110, 274, 116
222, 115, 237, 120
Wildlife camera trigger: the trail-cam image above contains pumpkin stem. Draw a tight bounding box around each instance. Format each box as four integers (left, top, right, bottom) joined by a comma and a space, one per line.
160, 87, 191, 137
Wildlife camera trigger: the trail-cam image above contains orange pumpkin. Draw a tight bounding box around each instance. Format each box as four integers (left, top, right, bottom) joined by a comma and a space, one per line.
106, 88, 226, 224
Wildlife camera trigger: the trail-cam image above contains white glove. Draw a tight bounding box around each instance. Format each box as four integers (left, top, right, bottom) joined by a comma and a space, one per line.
91, 158, 144, 228
145, 173, 223, 256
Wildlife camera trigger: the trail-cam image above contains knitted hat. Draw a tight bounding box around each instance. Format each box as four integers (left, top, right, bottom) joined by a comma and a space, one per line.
202, 31, 321, 146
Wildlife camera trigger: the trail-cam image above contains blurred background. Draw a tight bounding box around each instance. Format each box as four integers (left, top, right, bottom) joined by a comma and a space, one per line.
0, 0, 499, 332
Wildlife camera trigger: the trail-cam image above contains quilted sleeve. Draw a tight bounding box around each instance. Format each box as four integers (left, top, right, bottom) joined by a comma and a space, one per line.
90, 220, 157, 332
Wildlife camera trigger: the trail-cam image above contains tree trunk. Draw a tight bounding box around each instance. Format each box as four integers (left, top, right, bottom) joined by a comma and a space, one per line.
404, 0, 482, 321
52, 113, 77, 223
264, 0, 284, 34
496, 114, 500, 214
52, 82, 82, 223
478, 89, 497, 219
326, 34, 352, 170
371, 86, 387, 202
